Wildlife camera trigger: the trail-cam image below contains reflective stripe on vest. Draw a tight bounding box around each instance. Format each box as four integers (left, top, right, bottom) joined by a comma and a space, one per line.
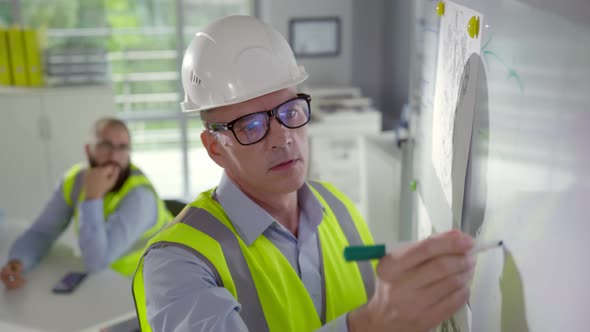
309, 181, 375, 298
143, 208, 271, 331
308, 181, 376, 322
133, 181, 375, 332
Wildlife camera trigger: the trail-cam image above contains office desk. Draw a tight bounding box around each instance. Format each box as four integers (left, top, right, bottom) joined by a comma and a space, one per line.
0, 222, 136, 332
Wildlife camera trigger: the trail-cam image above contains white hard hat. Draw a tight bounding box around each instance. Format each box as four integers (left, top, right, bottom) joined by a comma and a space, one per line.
180, 15, 308, 113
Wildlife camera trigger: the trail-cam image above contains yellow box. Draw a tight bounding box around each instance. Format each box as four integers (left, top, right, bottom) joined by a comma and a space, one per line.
0, 28, 12, 85
23, 29, 43, 86
7, 27, 28, 86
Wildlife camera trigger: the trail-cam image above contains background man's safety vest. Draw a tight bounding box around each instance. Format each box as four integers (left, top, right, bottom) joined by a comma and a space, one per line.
62, 163, 172, 277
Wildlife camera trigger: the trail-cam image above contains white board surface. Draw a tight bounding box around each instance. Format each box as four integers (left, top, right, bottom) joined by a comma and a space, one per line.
408, 0, 590, 331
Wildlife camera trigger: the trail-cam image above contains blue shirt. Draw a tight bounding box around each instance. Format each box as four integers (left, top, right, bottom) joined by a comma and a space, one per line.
142, 173, 350, 331
8, 179, 158, 273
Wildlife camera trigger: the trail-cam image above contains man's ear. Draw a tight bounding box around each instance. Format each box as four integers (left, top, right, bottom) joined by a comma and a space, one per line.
84, 144, 91, 159
201, 131, 226, 169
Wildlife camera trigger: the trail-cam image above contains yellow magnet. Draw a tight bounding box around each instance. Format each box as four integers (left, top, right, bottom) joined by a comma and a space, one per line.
467, 16, 480, 38
436, 1, 445, 16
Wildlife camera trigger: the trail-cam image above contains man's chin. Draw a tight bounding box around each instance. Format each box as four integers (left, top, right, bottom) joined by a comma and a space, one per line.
268, 173, 306, 194
110, 165, 131, 192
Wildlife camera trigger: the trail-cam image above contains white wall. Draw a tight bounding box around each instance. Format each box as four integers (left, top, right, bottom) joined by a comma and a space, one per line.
258, 0, 353, 88
382, 0, 411, 129
351, 0, 386, 110
257, 0, 412, 129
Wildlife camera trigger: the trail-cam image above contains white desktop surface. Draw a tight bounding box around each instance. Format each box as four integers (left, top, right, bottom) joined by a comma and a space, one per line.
0, 221, 136, 332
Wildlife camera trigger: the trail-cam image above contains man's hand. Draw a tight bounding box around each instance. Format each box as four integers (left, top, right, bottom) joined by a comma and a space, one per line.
348, 230, 475, 332
1, 259, 26, 290
84, 165, 120, 200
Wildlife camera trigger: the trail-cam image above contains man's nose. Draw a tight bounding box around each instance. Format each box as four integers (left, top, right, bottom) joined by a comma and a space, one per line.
108, 150, 124, 162
267, 116, 292, 148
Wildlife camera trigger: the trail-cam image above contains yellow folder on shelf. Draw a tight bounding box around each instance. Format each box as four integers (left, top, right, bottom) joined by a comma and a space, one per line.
0, 28, 12, 85
23, 29, 43, 86
7, 27, 28, 86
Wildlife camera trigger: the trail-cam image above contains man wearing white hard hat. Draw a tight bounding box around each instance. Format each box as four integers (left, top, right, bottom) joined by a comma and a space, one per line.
132, 15, 475, 332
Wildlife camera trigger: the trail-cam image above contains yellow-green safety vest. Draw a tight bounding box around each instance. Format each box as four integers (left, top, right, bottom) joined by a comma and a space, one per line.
62, 163, 172, 277
132, 181, 377, 331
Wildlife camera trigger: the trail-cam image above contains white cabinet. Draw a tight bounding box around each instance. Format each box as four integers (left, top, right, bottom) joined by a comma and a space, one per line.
307, 111, 403, 245
362, 133, 403, 247
0, 86, 116, 221
0, 93, 50, 222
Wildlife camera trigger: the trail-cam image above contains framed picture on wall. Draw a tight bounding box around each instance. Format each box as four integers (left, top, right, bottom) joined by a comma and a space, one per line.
289, 17, 341, 57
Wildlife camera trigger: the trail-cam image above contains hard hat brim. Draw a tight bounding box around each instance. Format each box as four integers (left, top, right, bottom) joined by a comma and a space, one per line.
181, 71, 308, 113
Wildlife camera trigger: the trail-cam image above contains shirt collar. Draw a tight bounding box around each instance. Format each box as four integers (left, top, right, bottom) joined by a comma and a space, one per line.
213, 172, 324, 246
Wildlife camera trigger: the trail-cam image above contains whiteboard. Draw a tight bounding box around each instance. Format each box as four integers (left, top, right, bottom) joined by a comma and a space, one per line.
408, 0, 590, 331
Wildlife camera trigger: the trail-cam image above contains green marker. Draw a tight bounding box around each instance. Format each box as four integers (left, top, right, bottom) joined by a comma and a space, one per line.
344, 240, 503, 262
344, 244, 386, 261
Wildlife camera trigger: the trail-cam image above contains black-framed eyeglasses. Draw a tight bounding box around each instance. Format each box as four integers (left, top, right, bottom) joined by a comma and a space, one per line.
95, 141, 131, 153
208, 93, 312, 146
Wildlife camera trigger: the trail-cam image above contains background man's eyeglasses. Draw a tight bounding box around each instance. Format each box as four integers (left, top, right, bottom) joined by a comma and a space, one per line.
95, 141, 131, 153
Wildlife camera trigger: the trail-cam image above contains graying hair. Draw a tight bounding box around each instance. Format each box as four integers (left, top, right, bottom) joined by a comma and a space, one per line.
199, 109, 210, 128
200, 109, 228, 144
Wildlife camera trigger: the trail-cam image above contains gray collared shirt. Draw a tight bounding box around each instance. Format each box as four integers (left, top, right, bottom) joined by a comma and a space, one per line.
143, 173, 349, 331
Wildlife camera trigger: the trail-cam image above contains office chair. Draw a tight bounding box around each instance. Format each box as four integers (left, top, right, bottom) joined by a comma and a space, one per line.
164, 199, 187, 217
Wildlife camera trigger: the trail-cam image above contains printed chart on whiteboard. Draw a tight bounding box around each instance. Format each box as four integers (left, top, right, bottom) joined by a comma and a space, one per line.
431, 1, 482, 216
